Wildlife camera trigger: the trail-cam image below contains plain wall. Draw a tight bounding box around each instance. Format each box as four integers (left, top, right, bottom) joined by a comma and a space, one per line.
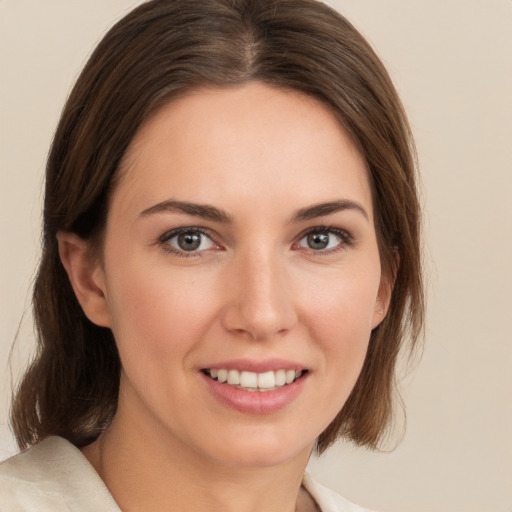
1, 1, 511, 511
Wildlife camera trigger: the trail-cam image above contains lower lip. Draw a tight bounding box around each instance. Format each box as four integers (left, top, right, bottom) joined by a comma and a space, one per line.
200, 372, 307, 414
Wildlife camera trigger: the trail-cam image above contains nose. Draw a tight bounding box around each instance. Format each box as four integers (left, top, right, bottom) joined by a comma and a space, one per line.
220, 250, 298, 341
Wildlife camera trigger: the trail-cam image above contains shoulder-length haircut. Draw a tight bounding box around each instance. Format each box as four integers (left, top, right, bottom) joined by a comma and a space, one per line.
11, 0, 423, 454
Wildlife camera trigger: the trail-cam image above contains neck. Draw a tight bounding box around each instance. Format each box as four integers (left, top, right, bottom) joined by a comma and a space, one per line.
82, 391, 315, 512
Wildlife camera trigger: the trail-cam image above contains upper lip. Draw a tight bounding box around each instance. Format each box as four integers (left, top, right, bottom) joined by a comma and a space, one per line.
200, 358, 308, 373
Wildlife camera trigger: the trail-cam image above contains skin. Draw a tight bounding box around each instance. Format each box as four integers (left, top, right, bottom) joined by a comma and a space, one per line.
58, 82, 391, 512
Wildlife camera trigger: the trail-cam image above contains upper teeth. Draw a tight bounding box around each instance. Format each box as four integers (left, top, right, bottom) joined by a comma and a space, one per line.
207, 369, 303, 391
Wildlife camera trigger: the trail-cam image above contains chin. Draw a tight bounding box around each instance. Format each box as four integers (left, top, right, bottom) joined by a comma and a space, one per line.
201, 429, 314, 469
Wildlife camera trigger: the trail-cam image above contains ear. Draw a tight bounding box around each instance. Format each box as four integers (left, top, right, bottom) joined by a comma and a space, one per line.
371, 250, 399, 329
371, 274, 393, 329
56, 231, 111, 328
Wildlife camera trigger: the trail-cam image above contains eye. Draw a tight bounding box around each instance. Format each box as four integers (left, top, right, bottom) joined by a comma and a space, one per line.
160, 228, 216, 255
297, 227, 351, 252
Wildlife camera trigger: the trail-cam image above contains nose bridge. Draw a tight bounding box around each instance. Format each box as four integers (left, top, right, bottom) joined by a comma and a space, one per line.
222, 245, 297, 340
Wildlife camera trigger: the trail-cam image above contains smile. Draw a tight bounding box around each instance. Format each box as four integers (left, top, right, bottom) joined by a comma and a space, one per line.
202, 369, 307, 392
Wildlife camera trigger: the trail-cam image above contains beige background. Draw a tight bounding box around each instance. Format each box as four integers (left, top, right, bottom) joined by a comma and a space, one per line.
1, 1, 511, 511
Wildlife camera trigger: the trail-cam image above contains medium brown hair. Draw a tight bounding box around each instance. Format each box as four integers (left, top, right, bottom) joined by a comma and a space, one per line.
11, 0, 423, 454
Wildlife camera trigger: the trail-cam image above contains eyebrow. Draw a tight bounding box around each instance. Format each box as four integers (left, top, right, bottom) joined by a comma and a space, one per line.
139, 200, 233, 223
291, 200, 369, 222
139, 198, 368, 223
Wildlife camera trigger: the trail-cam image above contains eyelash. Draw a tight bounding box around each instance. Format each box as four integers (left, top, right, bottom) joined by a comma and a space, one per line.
158, 225, 354, 258
295, 226, 354, 254
159, 227, 216, 258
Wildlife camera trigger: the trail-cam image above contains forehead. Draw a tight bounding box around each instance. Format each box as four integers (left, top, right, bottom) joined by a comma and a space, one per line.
114, 82, 373, 221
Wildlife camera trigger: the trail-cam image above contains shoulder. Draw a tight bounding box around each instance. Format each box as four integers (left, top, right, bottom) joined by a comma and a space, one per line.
302, 472, 378, 512
0, 436, 120, 511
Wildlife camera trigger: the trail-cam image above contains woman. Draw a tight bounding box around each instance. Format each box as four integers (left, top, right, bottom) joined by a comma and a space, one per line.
0, 1, 423, 511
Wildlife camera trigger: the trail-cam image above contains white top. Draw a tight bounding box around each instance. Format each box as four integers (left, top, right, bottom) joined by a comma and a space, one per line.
0, 436, 374, 512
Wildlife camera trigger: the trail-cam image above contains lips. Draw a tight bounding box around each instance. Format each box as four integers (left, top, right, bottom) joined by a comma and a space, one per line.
199, 359, 309, 414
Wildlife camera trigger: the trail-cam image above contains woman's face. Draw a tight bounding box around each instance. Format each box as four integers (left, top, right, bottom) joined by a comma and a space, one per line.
91, 82, 389, 468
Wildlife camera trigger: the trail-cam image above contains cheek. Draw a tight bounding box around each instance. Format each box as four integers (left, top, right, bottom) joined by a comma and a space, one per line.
300, 263, 380, 371
104, 260, 219, 367
287, 264, 381, 435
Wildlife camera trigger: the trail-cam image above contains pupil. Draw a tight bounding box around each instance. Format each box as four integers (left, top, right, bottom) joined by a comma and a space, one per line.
178, 232, 201, 251
308, 232, 329, 250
